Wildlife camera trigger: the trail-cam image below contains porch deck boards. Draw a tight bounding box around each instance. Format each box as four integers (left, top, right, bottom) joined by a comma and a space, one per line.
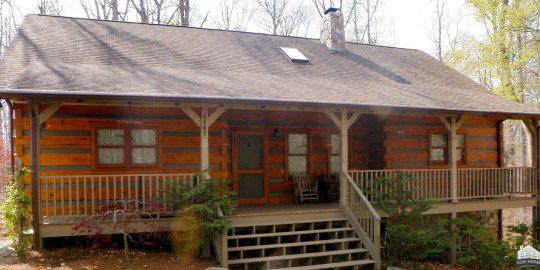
232, 203, 340, 216
230, 203, 343, 227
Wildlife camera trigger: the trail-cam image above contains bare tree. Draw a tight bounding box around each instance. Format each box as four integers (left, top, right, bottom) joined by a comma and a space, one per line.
255, 0, 310, 36
311, 0, 357, 27
36, 0, 62, 16
213, 0, 254, 31
178, 0, 189, 26
0, 0, 18, 58
79, 0, 130, 21
431, 0, 445, 61
344, 0, 386, 44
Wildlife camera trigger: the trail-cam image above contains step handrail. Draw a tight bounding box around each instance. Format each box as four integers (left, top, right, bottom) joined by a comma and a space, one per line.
344, 172, 380, 220
341, 171, 381, 270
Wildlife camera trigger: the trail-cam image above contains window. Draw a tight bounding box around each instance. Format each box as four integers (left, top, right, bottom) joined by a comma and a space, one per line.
428, 131, 466, 164
287, 133, 309, 173
328, 133, 341, 176
95, 126, 160, 168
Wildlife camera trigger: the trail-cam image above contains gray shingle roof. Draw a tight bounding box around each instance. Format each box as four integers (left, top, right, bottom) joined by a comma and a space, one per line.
0, 14, 538, 117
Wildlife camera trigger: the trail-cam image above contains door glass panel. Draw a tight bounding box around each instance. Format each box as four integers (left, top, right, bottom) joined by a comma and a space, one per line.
98, 148, 124, 164
131, 130, 157, 146
98, 129, 124, 146
238, 174, 265, 198
288, 134, 307, 154
237, 134, 263, 170
288, 156, 307, 173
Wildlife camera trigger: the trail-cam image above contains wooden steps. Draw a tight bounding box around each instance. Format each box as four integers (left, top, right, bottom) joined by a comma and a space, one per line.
228, 248, 368, 264
226, 208, 376, 270
273, 259, 376, 270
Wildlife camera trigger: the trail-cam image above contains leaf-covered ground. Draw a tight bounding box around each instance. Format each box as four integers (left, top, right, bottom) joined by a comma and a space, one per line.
0, 248, 217, 270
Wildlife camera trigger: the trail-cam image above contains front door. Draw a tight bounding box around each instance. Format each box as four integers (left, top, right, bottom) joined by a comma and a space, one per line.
233, 131, 268, 204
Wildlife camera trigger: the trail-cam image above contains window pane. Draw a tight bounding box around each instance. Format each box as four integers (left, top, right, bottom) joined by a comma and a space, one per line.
288, 156, 307, 173
288, 134, 307, 154
330, 134, 341, 155
98, 129, 124, 146
457, 134, 465, 148
330, 156, 341, 174
131, 148, 157, 164
457, 149, 463, 161
430, 134, 447, 147
131, 130, 157, 146
98, 148, 124, 164
430, 149, 446, 162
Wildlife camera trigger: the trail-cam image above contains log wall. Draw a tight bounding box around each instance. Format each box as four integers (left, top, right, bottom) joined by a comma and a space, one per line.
13, 104, 502, 205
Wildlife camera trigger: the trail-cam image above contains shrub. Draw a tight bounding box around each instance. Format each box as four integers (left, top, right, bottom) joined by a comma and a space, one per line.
73, 199, 166, 263
162, 172, 236, 258
454, 217, 511, 269
505, 223, 539, 262
368, 172, 451, 265
0, 167, 32, 256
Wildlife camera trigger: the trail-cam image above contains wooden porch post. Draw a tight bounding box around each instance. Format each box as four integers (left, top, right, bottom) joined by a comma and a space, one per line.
179, 105, 225, 258
179, 105, 226, 172
27, 100, 41, 249
524, 119, 540, 240
200, 107, 210, 171
440, 115, 465, 265
536, 124, 540, 241
340, 110, 349, 205
325, 109, 360, 206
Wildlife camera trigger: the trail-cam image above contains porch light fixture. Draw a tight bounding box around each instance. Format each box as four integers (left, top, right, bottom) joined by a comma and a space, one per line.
273, 128, 280, 138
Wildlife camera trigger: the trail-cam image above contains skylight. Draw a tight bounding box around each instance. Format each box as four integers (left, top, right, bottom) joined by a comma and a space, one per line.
279, 47, 309, 64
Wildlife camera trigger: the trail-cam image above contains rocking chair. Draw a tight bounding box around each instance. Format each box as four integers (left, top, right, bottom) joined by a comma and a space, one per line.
291, 172, 318, 203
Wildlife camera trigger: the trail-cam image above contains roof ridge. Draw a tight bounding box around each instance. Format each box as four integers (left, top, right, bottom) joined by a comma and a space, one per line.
30, 14, 419, 52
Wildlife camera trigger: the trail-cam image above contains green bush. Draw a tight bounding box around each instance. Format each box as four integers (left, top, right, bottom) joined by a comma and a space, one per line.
368, 172, 451, 265
162, 172, 236, 258
0, 167, 32, 256
385, 218, 451, 263
454, 217, 511, 269
505, 223, 539, 263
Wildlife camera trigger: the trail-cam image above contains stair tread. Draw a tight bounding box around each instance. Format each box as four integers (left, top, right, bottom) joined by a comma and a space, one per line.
231, 217, 348, 228
273, 259, 376, 270
228, 248, 368, 264
228, 227, 354, 239
228, 237, 362, 251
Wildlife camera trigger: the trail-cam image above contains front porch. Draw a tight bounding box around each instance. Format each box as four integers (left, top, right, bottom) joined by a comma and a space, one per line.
36, 166, 536, 236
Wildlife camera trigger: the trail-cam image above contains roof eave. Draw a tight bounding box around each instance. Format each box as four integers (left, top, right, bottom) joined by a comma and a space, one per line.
1, 88, 539, 120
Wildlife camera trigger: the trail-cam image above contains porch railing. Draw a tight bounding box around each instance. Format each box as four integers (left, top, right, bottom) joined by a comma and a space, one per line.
457, 167, 537, 199
39, 173, 197, 218
349, 167, 536, 202
341, 171, 381, 268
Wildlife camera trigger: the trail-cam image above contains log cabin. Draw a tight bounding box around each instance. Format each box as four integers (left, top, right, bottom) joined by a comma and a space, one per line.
0, 11, 539, 269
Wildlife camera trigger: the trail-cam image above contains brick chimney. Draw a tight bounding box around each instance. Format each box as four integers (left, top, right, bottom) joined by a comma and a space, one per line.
320, 8, 345, 53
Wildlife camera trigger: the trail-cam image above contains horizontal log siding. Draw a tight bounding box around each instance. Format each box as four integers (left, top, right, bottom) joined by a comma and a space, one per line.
383, 116, 501, 169
226, 110, 370, 203
14, 104, 229, 215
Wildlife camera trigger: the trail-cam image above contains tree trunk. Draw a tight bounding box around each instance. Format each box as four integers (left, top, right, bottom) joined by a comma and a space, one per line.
111, 0, 119, 21
123, 233, 130, 263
